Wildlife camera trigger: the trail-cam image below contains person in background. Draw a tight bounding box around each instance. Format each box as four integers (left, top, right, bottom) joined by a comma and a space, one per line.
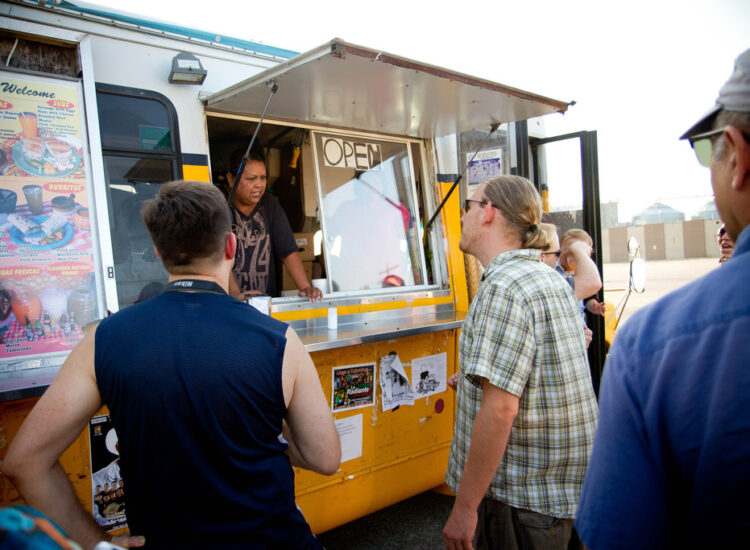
717, 222, 735, 263
2, 181, 340, 549
558, 229, 606, 317
539, 222, 562, 270
575, 48, 750, 549
540, 223, 594, 348
226, 148, 322, 302
443, 176, 598, 550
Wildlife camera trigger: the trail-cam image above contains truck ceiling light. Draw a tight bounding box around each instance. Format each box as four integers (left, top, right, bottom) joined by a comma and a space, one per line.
168, 52, 207, 85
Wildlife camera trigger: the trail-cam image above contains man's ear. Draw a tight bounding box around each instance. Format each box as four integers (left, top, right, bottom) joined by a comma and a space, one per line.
225, 232, 237, 261
725, 125, 750, 190
226, 172, 235, 188
481, 202, 496, 225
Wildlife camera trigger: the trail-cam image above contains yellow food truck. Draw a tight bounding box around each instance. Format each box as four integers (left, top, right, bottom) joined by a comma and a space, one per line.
0, 0, 605, 535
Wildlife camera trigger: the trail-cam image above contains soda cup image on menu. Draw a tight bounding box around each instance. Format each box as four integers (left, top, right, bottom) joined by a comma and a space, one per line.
22, 184, 43, 215
18, 112, 38, 139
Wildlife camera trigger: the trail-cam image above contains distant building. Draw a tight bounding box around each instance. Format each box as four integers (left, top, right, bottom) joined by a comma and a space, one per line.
601, 201, 619, 229
543, 200, 617, 234
632, 202, 685, 225
692, 200, 719, 220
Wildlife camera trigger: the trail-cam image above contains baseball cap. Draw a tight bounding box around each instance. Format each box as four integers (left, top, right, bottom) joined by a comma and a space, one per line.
680, 48, 750, 140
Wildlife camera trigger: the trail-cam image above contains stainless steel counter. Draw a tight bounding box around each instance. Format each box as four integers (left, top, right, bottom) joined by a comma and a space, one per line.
0, 305, 465, 402
291, 304, 465, 352
0, 363, 60, 402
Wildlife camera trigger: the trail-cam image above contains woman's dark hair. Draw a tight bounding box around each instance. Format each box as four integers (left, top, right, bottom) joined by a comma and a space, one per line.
228, 146, 266, 176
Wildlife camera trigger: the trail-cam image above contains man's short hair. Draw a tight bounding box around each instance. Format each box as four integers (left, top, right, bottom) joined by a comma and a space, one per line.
483, 175, 551, 250
712, 110, 750, 160
560, 228, 593, 247
142, 181, 231, 273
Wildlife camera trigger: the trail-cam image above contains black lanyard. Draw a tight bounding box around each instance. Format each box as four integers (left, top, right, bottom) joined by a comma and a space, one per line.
163, 279, 227, 295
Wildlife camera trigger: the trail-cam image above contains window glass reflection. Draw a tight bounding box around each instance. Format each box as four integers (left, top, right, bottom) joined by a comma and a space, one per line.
103, 155, 171, 308
537, 139, 585, 233
314, 133, 424, 292
97, 93, 173, 152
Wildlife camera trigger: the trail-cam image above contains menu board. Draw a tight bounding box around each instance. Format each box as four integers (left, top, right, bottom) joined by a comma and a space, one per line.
0, 72, 97, 361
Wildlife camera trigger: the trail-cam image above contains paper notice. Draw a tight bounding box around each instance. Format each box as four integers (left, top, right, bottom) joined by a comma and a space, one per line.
379, 353, 415, 411
335, 414, 363, 463
332, 363, 375, 412
412, 352, 447, 398
247, 296, 270, 315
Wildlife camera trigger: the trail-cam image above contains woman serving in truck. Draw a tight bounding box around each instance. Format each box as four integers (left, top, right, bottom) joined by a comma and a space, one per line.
225, 148, 322, 302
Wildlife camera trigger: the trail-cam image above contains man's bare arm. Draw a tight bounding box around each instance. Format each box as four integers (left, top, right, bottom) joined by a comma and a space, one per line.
281, 327, 340, 475
1, 326, 144, 550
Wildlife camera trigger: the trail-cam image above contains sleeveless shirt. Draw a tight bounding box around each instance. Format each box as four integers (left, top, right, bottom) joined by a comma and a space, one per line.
95, 291, 321, 549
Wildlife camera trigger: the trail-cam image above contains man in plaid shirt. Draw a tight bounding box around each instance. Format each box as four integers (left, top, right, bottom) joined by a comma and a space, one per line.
443, 176, 598, 550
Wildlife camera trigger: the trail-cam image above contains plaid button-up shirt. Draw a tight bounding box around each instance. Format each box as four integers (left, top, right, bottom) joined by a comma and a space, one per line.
446, 249, 598, 518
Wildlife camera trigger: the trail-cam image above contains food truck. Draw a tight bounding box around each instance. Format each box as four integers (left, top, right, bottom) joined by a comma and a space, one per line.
0, 0, 605, 535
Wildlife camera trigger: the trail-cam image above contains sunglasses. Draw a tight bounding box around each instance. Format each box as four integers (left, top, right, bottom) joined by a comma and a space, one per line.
688, 127, 750, 167
464, 199, 487, 212
688, 127, 725, 167
541, 250, 561, 257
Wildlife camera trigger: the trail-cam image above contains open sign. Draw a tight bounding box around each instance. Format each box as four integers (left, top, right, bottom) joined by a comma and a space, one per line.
322, 137, 382, 170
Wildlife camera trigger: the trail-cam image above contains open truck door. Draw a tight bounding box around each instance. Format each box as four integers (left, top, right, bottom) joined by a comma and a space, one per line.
529, 129, 604, 393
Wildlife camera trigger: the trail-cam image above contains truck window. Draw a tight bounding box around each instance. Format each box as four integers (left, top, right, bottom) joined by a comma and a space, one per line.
95, 84, 181, 309
313, 132, 425, 293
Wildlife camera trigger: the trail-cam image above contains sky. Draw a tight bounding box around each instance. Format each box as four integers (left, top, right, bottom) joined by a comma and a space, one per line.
87, 0, 750, 223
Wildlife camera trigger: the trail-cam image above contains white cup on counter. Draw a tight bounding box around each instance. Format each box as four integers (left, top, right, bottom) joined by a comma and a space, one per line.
327, 307, 337, 330
312, 278, 327, 294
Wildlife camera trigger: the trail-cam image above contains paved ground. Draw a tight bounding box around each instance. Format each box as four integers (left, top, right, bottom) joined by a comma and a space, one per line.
602, 257, 717, 328
317, 257, 720, 549
317, 490, 453, 549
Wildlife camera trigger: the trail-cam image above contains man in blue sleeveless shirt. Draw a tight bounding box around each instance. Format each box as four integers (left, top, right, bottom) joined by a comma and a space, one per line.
3, 181, 340, 549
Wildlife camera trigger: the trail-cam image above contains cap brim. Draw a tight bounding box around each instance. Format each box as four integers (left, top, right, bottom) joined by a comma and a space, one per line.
679, 104, 721, 140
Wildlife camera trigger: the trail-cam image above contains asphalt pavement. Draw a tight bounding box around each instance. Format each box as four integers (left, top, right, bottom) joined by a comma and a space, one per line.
602, 257, 717, 327
317, 489, 454, 550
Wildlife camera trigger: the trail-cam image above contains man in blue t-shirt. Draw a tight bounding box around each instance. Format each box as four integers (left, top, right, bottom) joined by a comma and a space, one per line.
3, 181, 340, 549
575, 49, 750, 549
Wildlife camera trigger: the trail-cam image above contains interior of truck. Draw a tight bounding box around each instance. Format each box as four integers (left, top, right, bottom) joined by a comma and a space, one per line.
206, 115, 433, 297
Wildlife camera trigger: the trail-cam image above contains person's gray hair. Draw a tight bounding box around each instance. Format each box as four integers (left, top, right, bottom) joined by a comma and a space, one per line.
482, 175, 551, 250
712, 110, 750, 160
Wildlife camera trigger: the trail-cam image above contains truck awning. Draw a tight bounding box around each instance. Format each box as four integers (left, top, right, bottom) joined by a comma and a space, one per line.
204, 39, 571, 139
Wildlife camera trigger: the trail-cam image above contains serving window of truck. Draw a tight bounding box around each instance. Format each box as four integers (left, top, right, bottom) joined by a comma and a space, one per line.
0, 0, 581, 537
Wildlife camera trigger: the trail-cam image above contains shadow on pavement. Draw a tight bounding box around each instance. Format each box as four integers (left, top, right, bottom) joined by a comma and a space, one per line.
317, 490, 454, 550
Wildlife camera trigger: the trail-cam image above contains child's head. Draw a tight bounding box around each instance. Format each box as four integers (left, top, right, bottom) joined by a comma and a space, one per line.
560, 228, 593, 250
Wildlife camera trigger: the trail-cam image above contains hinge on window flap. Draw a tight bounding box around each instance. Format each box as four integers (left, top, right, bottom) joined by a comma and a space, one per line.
331, 43, 346, 59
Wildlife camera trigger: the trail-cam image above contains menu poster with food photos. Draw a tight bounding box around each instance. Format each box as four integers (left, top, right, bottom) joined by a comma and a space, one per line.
0, 72, 97, 361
